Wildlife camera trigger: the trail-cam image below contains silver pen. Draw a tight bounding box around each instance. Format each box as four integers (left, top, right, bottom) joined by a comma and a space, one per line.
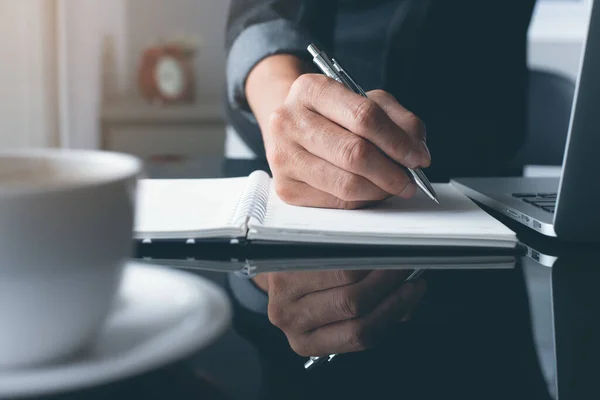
304, 268, 426, 370
307, 43, 439, 204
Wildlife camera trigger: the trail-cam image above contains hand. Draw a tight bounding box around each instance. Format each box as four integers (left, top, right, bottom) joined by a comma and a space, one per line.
264, 74, 431, 209
257, 270, 427, 357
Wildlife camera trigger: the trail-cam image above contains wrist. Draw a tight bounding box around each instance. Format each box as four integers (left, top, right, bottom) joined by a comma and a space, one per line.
245, 54, 311, 131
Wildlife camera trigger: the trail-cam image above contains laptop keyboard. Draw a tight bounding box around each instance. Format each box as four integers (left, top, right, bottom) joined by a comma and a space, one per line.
512, 193, 557, 213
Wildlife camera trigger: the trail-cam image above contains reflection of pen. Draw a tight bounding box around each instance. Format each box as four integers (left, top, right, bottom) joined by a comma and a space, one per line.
304, 268, 426, 370
307, 43, 439, 204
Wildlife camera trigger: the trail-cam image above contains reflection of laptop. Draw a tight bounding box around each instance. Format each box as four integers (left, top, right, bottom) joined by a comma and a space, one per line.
451, 1, 600, 240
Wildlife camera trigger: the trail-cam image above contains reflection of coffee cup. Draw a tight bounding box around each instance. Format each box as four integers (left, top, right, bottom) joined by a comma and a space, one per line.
0, 149, 142, 369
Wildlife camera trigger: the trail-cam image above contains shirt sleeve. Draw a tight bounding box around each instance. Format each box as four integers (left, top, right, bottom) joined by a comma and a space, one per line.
227, 273, 269, 315
225, 0, 337, 121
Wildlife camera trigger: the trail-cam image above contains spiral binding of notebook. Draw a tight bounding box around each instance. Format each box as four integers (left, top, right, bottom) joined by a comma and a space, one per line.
230, 171, 271, 227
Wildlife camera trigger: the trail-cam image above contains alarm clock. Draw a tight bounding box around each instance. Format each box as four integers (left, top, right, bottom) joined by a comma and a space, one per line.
137, 42, 196, 105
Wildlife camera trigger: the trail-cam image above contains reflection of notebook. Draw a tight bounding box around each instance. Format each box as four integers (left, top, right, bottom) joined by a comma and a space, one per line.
137, 255, 517, 277
135, 170, 516, 248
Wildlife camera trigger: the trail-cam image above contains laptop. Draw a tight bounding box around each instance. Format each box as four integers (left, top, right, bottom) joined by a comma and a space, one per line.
451, 1, 600, 241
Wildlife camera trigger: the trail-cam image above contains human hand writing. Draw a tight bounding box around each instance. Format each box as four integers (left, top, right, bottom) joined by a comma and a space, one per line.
263, 74, 431, 209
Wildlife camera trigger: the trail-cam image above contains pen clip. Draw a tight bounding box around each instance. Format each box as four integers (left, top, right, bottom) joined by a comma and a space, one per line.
332, 59, 367, 97
308, 44, 343, 84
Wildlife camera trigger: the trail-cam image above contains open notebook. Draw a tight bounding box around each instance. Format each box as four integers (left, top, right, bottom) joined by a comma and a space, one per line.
134, 170, 517, 248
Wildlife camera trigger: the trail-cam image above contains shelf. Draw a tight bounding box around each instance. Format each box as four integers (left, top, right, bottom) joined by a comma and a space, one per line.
101, 99, 224, 124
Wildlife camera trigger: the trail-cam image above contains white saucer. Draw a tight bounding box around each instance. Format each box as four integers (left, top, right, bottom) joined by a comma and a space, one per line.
0, 262, 232, 398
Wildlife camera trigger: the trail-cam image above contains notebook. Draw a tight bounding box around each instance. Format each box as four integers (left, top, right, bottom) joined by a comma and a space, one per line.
134, 170, 517, 248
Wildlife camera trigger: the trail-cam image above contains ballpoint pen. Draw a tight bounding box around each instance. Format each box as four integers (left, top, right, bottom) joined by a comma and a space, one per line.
307, 43, 439, 205
304, 268, 426, 370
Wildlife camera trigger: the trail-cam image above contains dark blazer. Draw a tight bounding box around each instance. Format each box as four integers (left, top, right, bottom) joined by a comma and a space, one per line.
224, 0, 536, 177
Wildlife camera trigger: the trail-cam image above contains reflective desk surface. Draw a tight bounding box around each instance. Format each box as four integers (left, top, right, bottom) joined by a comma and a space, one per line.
45, 158, 600, 400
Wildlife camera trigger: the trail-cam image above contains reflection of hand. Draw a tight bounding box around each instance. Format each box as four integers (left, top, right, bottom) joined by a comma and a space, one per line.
254, 270, 426, 357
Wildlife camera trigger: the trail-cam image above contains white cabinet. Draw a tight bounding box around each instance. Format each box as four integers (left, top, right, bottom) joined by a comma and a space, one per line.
100, 100, 225, 159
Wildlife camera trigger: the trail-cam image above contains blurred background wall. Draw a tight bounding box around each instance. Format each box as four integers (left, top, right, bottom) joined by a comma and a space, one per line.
0, 0, 592, 160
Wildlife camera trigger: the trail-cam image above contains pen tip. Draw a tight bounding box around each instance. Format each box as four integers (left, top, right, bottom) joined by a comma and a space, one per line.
433, 198, 440, 205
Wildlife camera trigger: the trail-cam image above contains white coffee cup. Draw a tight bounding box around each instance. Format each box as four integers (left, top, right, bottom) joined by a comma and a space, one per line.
0, 149, 142, 369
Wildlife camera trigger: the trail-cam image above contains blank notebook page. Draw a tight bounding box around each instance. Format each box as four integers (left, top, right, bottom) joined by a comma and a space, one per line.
250, 183, 516, 246
135, 177, 248, 239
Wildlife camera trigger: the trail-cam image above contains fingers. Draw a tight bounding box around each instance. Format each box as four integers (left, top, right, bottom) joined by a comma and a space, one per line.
292, 109, 417, 198
290, 278, 427, 357
287, 270, 412, 332
266, 74, 430, 209
368, 278, 427, 325
267, 269, 371, 303
288, 74, 430, 169
368, 90, 431, 166
366, 90, 426, 141
270, 145, 390, 202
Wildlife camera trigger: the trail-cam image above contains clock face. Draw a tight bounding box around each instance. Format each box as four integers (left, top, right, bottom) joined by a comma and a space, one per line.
154, 56, 185, 99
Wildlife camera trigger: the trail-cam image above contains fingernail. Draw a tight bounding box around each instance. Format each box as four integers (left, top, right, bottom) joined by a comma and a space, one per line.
420, 140, 431, 164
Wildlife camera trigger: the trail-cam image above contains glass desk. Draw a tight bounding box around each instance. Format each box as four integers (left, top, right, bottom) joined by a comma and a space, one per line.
40, 158, 600, 400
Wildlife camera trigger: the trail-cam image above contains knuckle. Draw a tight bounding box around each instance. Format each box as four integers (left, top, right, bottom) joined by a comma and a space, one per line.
290, 74, 328, 102
267, 107, 290, 135
267, 303, 289, 329
334, 290, 364, 319
404, 112, 426, 139
351, 99, 379, 132
340, 138, 370, 171
346, 322, 372, 352
335, 173, 362, 201
334, 270, 367, 285
312, 77, 336, 106
289, 74, 312, 98
289, 149, 307, 169
274, 180, 298, 204
267, 146, 287, 169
